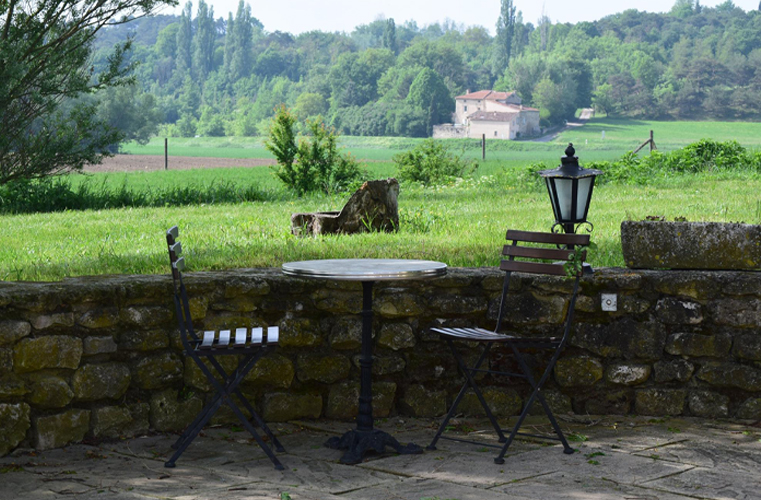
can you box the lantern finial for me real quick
[565,143,575,158]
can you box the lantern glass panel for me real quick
[575,177,594,220]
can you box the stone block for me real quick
[30,312,75,330]
[329,317,362,350]
[583,390,632,415]
[243,354,295,389]
[491,293,566,325]
[527,390,573,416]
[554,356,604,387]
[119,329,169,351]
[262,392,322,422]
[133,353,183,390]
[352,355,406,376]
[736,398,761,419]
[82,336,118,356]
[210,296,260,312]
[149,389,204,432]
[91,406,134,439]
[377,322,416,351]
[626,322,669,361]
[459,387,521,417]
[184,356,239,392]
[427,294,488,316]
[733,333,761,361]
[399,384,446,417]
[688,390,729,418]
[656,298,703,325]
[652,273,715,300]
[72,363,131,401]
[77,308,119,329]
[635,389,686,416]
[696,362,761,391]
[0,320,31,345]
[28,376,73,408]
[325,381,396,419]
[0,374,28,398]
[709,298,761,327]
[278,318,322,348]
[653,359,695,383]
[224,277,271,298]
[375,293,426,319]
[13,336,83,373]
[0,403,30,456]
[621,221,761,270]
[606,363,651,386]
[0,348,11,374]
[404,349,457,382]
[34,409,90,451]
[120,306,173,327]
[665,332,732,358]
[296,353,350,384]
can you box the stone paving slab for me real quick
[0,417,759,500]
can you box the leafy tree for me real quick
[0,0,174,185]
[193,0,216,79]
[266,106,362,195]
[175,2,193,77]
[406,67,454,133]
[383,18,398,54]
[493,0,516,76]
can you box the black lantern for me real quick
[538,143,603,234]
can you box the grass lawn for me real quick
[1,172,758,281]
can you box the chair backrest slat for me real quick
[502,245,584,262]
[506,229,589,247]
[500,260,569,276]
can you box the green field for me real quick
[2,119,761,281]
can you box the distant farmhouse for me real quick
[433,90,541,140]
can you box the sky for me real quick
[160,0,760,35]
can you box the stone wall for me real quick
[1,268,760,456]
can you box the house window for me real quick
[464,105,468,111]
[494,131,498,137]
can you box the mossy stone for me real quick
[736,398,761,419]
[665,332,732,358]
[0,403,30,456]
[82,336,118,356]
[653,359,694,383]
[262,392,322,422]
[329,317,362,350]
[375,293,425,319]
[278,318,322,348]
[696,362,761,391]
[688,390,729,418]
[0,320,31,346]
[13,336,83,373]
[28,376,73,408]
[459,387,521,417]
[91,406,133,439]
[72,363,131,401]
[399,384,446,417]
[133,353,183,390]
[378,323,416,351]
[243,354,295,389]
[77,308,119,329]
[325,381,396,419]
[605,363,651,386]
[34,409,90,451]
[297,353,350,384]
[554,356,604,387]
[635,389,686,416]
[119,329,169,351]
[149,389,204,432]
[0,374,28,398]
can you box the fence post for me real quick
[164,138,168,170]
[482,133,486,160]
[649,130,654,152]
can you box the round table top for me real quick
[282,258,447,281]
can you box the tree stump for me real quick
[291,178,400,236]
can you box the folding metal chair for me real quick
[427,229,589,464]
[164,225,285,470]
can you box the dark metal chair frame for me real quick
[165,225,285,470]
[427,229,589,464]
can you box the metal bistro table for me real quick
[282,258,447,464]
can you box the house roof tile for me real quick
[456,90,517,101]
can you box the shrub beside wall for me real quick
[1,268,760,456]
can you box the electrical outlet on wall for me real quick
[601,293,617,312]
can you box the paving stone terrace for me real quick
[1,416,759,500]
[1,268,761,457]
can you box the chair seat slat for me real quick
[201,331,215,349]
[217,330,231,347]
[267,326,279,343]
[234,328,247,347]
[251,327,263,345]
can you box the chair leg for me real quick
[428,341,505,451]
[494,346,572,464]
[166,352,284,470]
[233,388,286,453]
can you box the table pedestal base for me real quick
[325,429,423,465]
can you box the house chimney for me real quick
[466,89,470,94]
